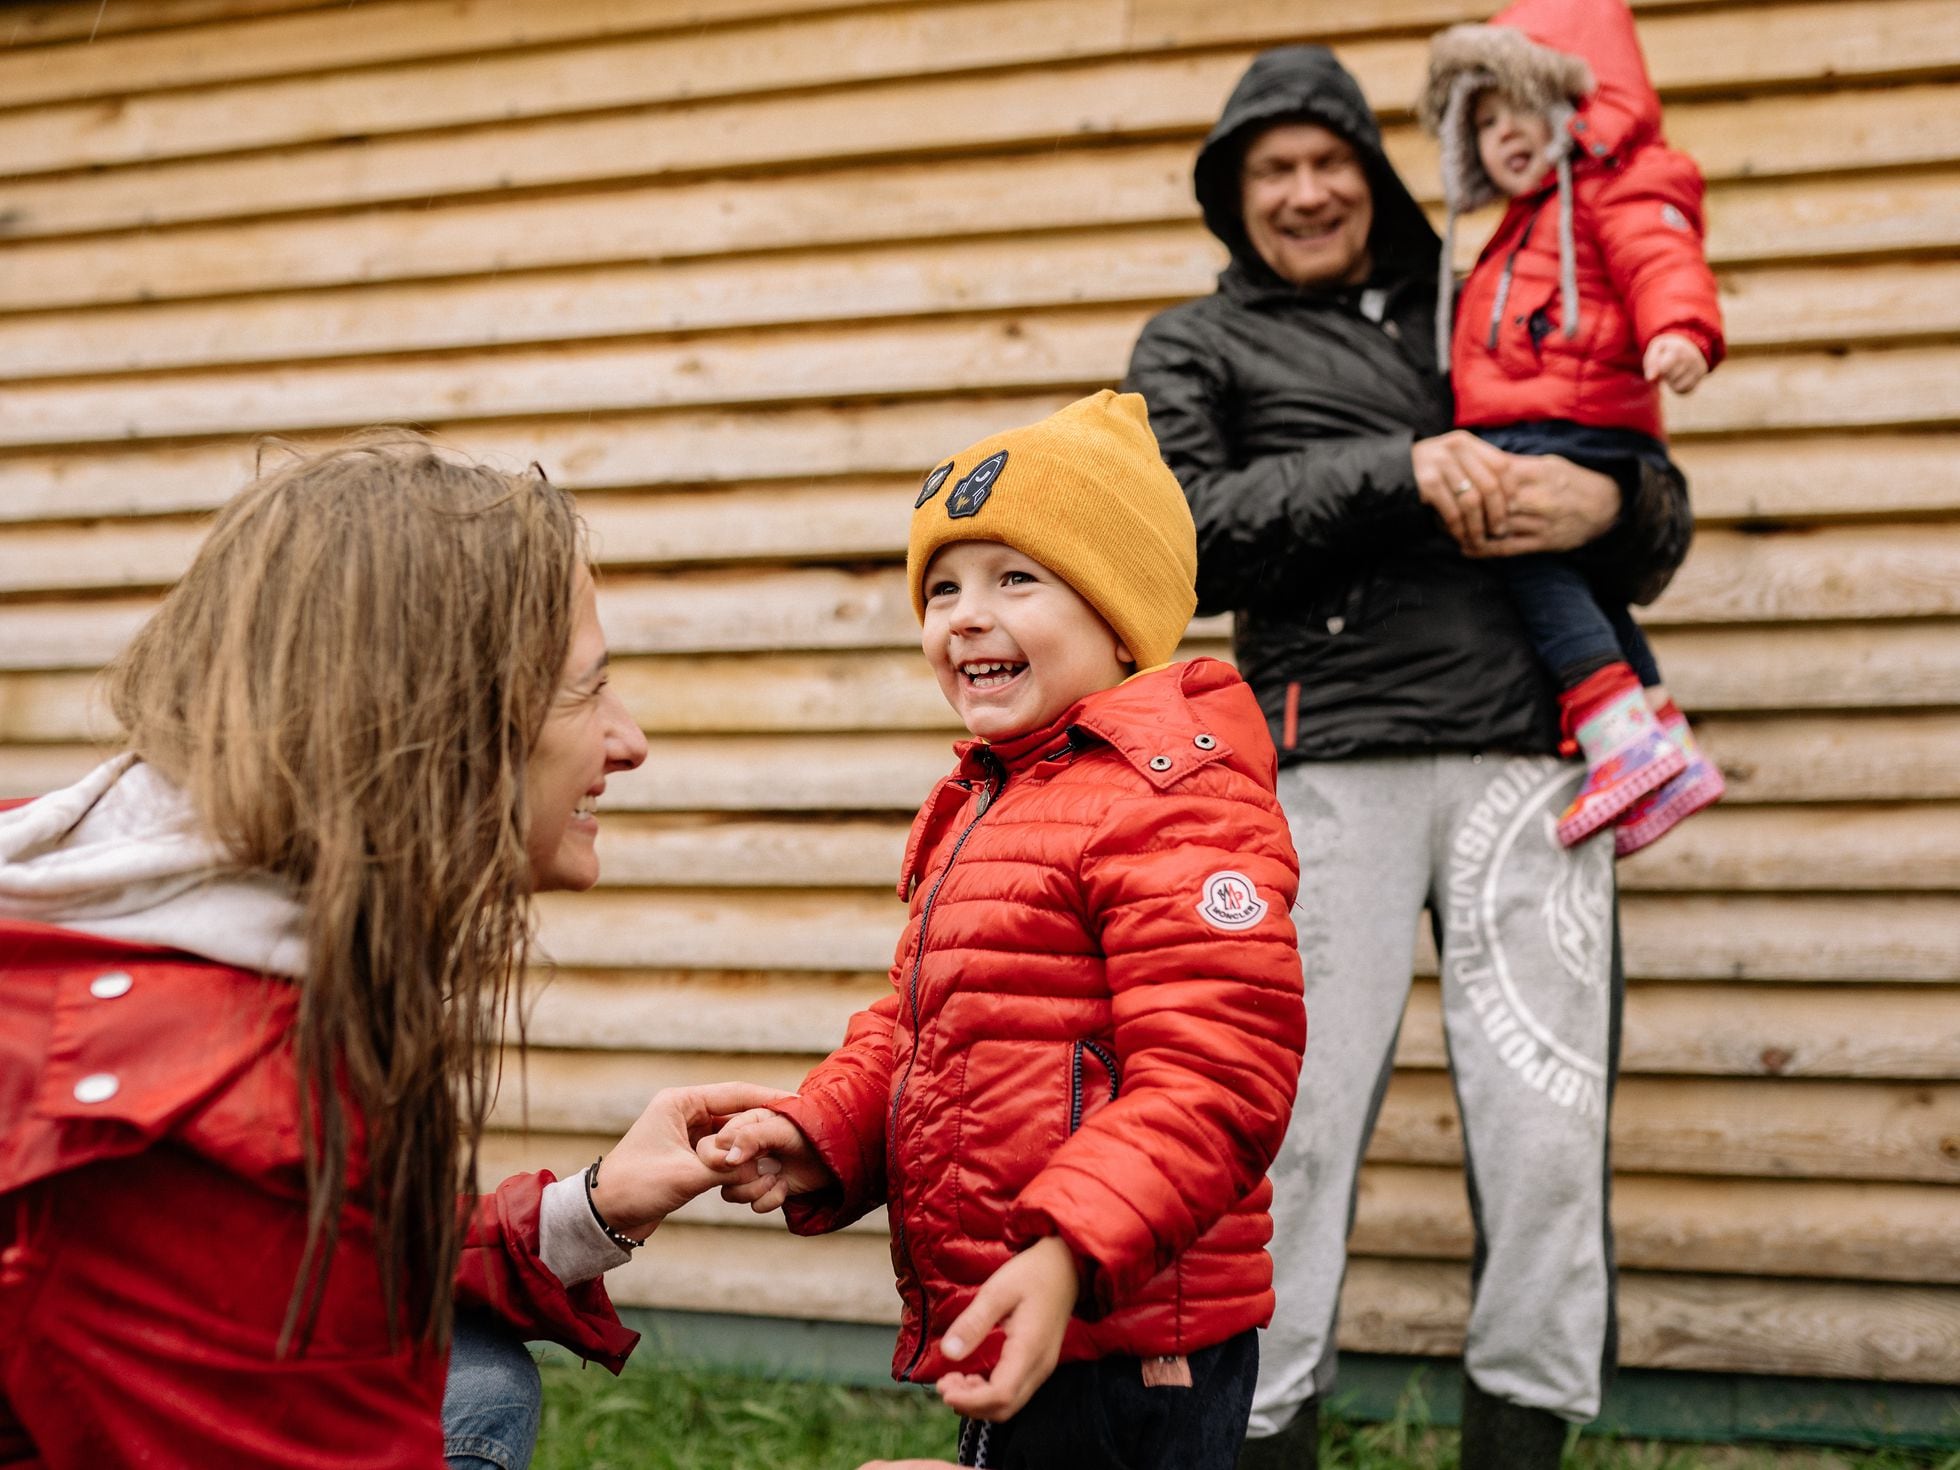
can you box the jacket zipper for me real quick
[893,755,1004,1382]
[1068,1039,1122,1134]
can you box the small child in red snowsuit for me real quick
[1423,0,1726,854]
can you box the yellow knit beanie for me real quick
[906,391,1198,669]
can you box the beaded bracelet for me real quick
[583,1155,648,1251]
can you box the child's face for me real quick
[920,541,1133,743]
[1474,91,1555,197]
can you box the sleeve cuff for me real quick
[538,1172,632,1287]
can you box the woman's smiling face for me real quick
[920,541,1132,742]
[522,569,648,892]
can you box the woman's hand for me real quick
[933,1235,1080,1422]
[587,1081,792,1239]
[1411,430,1516,551]
[1469,456,1623,558]
[700,1108,836,1214]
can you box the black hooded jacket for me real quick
[1122,46,1692,761]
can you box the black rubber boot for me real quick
[1235,1399,1317,1470]
[1458,1377,1569,1470]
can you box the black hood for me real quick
[1194,45,1438,291]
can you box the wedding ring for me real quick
[1454,479,1474,496]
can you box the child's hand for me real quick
[588,1081,795,1239]
[934,1235,1080,1422]
[1643,333,1708,394]
[697,1107,835,1213]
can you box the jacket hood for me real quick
[0,754,306,978]
[1194,46,1437,290]
[1422,0,1659,211]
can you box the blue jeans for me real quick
[1474,421,1666,689]
[442,1313,542,1470]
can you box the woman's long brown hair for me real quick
[104,431,582,1353]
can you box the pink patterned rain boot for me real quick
[1554,664,1687,848]
[1615,705,1727,856]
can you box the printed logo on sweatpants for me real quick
[1444,757,1612,1118]
[1196,870,1268,930]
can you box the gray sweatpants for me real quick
[1248,753,1621,1435]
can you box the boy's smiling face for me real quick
[1474,90,1555,197]
[921,541,1133,742]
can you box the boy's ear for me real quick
[1116,637,1135,666]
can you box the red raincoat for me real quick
[0,917,636,1469]
[772,660,1307,1384]
[1451,0,1726,438]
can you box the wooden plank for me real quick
[2,54,1946,241]
[33,515,1945,664]
[1333,1260,1960,1382]
[4,310,1954,451]
[5,236,1955,387]
[1679,434,1960,524]
[0,0,1132,177]
[0,0,917,108]
[1395,979,1960,1077]
[0,0,330,47]
[1349,1165,1960,1284]
[546,804,1960,895]
[8,0,1951,180]
[4,431,1958,591]
[5,136,1952,315]
[473,1128,1960,1284]
[0,393,1078,523]
[515,966,1959,1078]
[502,1046,1960,1182]
[525,886,1960,982]
[1371,1070,1960,1183]
[1699,713,1960,805]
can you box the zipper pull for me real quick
[974,781,994,817]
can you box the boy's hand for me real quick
[589,1081,794,1239]
[1643,333,1708,394]
[934,1235,1080,1422]
[698,1107,835,1213]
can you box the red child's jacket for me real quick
[1448,0,1726,438]
[0,917,636,1468]
[770,659,1307,1385]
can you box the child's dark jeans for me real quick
[1474,420,1668,690]
[956,1328,1258,1470]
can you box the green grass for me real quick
[533,1359,1960,1470]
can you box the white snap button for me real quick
[1148,755,1173,772]
[1326,616,1346,634]
[1193,734,1217,751]
[73,1073,120,1104]
[89,971,133,999]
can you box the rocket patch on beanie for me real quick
[905,390,1198,670]
[915,461,955,508]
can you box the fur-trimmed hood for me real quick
[1422,0,1661,211]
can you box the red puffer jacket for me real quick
[774,659,1306,1384]
[1452,0,1725,439]
[0,918,635,1468]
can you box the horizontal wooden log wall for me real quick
[3,0,1956,1385]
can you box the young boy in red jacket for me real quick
[1422,0,1727,853]
[704,390,1307,1469]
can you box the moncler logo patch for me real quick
[915,461,955,508]
[1196,870,1267,931]
[1659,202,1691,233]
[946,450,1008,519]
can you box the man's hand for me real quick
[588,1081,793,1240]
[1469,456,1622,558]
[1412,430,1515,551]
[699,1107,835,1214]
[1643,333,1708,394]
[933,1235,1080,1422]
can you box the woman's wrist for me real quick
[584,1155,649,1250]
